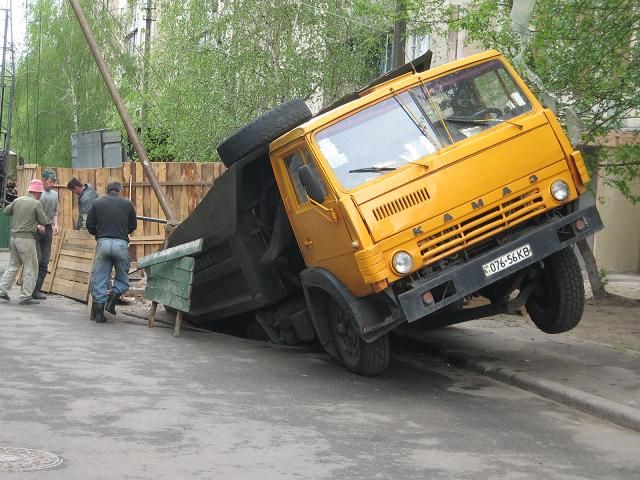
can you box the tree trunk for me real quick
[576,238,607,299]
[391,0,407,69]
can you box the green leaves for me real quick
[135,0,391,162]
[13,1,391,165]
[13,0,137,166]
[457,0,640,201]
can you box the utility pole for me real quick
[141,0,153,140]
[67,0,178,226]
[391,0,407,69]
[0,7,15,207]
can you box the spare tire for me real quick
[217,99,312,167]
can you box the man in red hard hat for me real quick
[0,179,49,305]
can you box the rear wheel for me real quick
[525,247,584,334]
[328,297,389,376]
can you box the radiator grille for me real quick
[418,188,546,264]
[373,187,430,221]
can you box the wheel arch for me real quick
[300,268,390,357]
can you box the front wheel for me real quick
[329,298,389,376]
[525,247,584,334]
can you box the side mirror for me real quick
[299,164,327,203]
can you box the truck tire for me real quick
[217,99,312,167]
[525,247,584,334]
[329,297,390,377]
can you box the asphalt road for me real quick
[1,295,639,479]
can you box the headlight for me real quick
[550,179,570,202]
[392,251,413,275]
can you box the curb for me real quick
[421,343,640,433]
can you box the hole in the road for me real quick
[160,306,325,354]
[170,307,268,340]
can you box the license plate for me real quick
[482,244,533,277]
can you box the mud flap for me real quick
[300,268,401,359]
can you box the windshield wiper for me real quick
[348,166,397,173]
[445,117,497,126]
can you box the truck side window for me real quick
[284,150,307,204]
[284,148,327,205]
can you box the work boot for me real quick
[105,293,121,315]
[0,292,9,301]
[19,299,39,305]
[94,303,107,323]
[32,290,47,300]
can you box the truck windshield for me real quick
[316,60,532,189]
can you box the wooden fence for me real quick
[17,161,226,262]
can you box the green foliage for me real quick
[12,1,137,166]
[596,142,640,203]
[13,1,392,165]
[598,267,609,289]
[455,0,640,201]
[143,0,389,161]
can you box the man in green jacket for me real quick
[0,179,49,305]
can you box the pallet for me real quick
[48,230,96,302]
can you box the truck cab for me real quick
[168,50,602,376]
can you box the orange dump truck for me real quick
[167,50,603,376]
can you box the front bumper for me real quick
[398,204,603,323]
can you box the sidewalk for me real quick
[403,276,640,431]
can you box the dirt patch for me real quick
[465,291,640,354]
[568,298,640,353]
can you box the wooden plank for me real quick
[51,277,91,302]
[129,235,165,244]
[148,268,193,285]
[149,256,195,274]
[42,229,66,293]
[66,229,94,240]
[152,162,166,239]
[58,185,73,230]
[145,286,190,312]
[167,162,180,221]
[180,164,189,224]
[96,168,108,197]
[148,301,158,328]
[17,165,38,195]
[135,162,145,233]
[55,250,94,260]
[56,257,93,272]
[174,311,183,337]
[126,181,215,187]
[147,276,192,298]
[55,268,90,283]
[123,162,132,200]
[137,238,204,268]
[42,233,63,293]
[134,162,145,262]
[143,171,152,237]
[62,239,95,249]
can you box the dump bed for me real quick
[166,151,303,318]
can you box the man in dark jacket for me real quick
[86,181,137,323]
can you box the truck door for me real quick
[274,144,355,271]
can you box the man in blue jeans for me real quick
[86,181,137,323]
